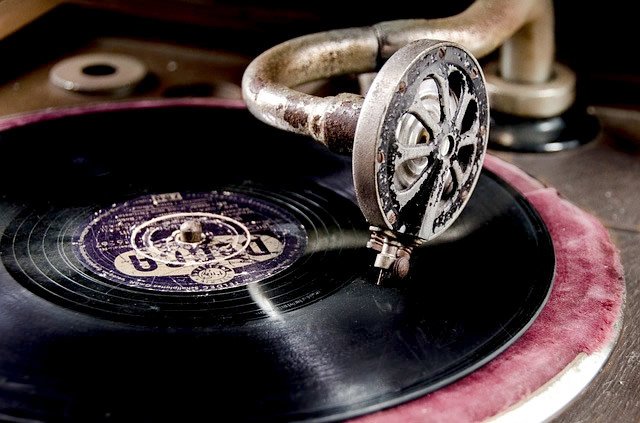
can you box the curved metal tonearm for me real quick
[242,0,574,152]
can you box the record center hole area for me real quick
[82,64,117,76]
[130,212,252,267]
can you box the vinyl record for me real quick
[0,105,554,422]
[1,184,366,323]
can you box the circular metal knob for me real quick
[179,220,204,243]
[49,53,147,95]
[353,40,489,246]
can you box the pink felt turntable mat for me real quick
[353,154,625,422]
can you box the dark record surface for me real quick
[0,106,554,422]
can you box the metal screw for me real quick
[179,220,203,243]
[392,249,411,279]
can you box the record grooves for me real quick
[0,106,554,422]
[1,184,365,323]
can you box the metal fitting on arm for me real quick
[242,28,377,151]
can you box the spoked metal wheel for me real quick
[354,40,489,243]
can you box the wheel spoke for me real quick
[432,73,453,123]
[419,160,450,236]
[451,160,467,187]
[406,104,441,139]
[458,131,479,149]
[396,141,437,162]
[395,155,439,208]
[454,81,473,129]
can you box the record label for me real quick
[73,191,307,292]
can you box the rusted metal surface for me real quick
[242,28,376,149]
[323,93,363,153]
[242,0,567,149]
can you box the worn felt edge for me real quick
[352,154,625,423]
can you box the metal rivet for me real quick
[392,253,411,279]
[386,210,397,225]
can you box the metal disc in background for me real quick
[49,53,147,95]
